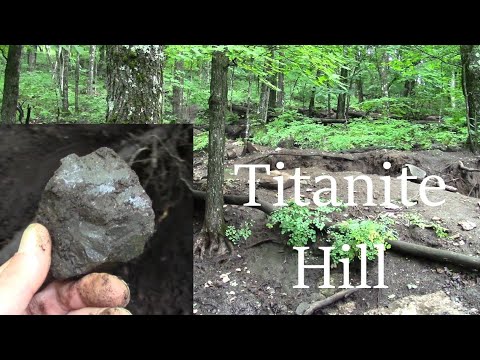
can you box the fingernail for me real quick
[17,224,40,254]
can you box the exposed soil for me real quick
[0,125,192,315]
[194,141,480,315]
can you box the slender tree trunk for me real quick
[75,52,80,113]
[461,45,480,153]
[106,45,164,123]
[356,78,364,103]
[308,85,316,116]
[172,59,185,122]
[88,45,96,95]
[27,46,36,71]
[230,66,235,112]
[277,70,285,110]
[336,66,348,119]
[258,82,270,123]
[62,47,70,113]
[195,50,230,257]
[57,49,64,95]
[268,48,277,110]
[242,71,253,155]
[403,79,416,97]
[97,45,105,77]
[451,70,456,109]
[1,45,23,125]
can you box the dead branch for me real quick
[459,161,480,173]
[303,288,360,315]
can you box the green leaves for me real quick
[225,221,253,245]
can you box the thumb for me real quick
[0,224,52,314]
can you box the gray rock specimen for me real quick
[36,147,155,279]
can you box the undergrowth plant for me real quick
[225,220,253,245]
[193,131,209,151]
[328,218,396,265]
[403,212,449,238]
[266,201,343,247]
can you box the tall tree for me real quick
[105,45,164,123]
[75,51,80,113]
[172,59,184,122]
[194,50,230,257]
[276,51,285,110]
[1,45,23,125]
[460,45,480,152]
[88,45,96,95]
[61,46,70,113]
[336,66,349,119]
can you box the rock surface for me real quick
[258,170,294,190]
[36,147,155,279]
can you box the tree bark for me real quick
[242,71,253,155]
[194,50,230,257]
[61,46,70,113]
[105,45,164,124]
[1,45,23,125]
[461,45,480,153]
[268,47,277,110]
[403,79,416,97]
[97,45,105,77]
[88,45,96,95]
[172,59,185,122]
[75,51,80,113]
[336,66,348,119]
[451,70,456,109]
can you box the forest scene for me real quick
[192,45,480,315]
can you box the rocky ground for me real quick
[194,140,480,315]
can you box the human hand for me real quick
[0,224,131,315]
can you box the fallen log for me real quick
[303,288,360,315]
[192,190,274,214]
[246,151,355,164]
[388,239,480,270]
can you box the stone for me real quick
[258,170,294,190]
[226,149,237,160]
[404,164,427,182]
[295,302,310,315]
[458,220,476,231]
[36,147,155,279]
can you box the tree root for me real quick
[303,288,360,315]
[459,161,480,173]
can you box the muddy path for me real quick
[0,125,192,315]
[194,141,480,315]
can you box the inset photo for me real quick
[0,125,192,315]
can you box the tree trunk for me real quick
[172,59,185,122]
[242,72,253,155]
[336,66,348,119]
[88,45,96,95]
[268,74,277,110]
[75,51,80,113]
[105,45,164,124]
[276,51,285,110]
[258,82,270,123]
[403,79,416,97]
[1,45,23,125]
[97,45,105,77]
[461,45,480,153]
[451,70,456,109]
[195,50,230,257]
[327,81,331,114]
[27,46,36,71]
[62,47,70,113]
[57,49,64,95]
[356,78,364,103]
[230,66,235,112]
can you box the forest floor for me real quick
[0,125,192,315]
[194,140,480,315]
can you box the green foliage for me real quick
[253,114,467,151]
[225,221,253,245]
[403,213,449,238]
[266,201,343,247]
[328,219,395,265]
[193,131,209,151]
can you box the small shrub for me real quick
[404,213,449,238]
[225,221,253,245]
[266,201,343,247]
[328,219,395,265]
